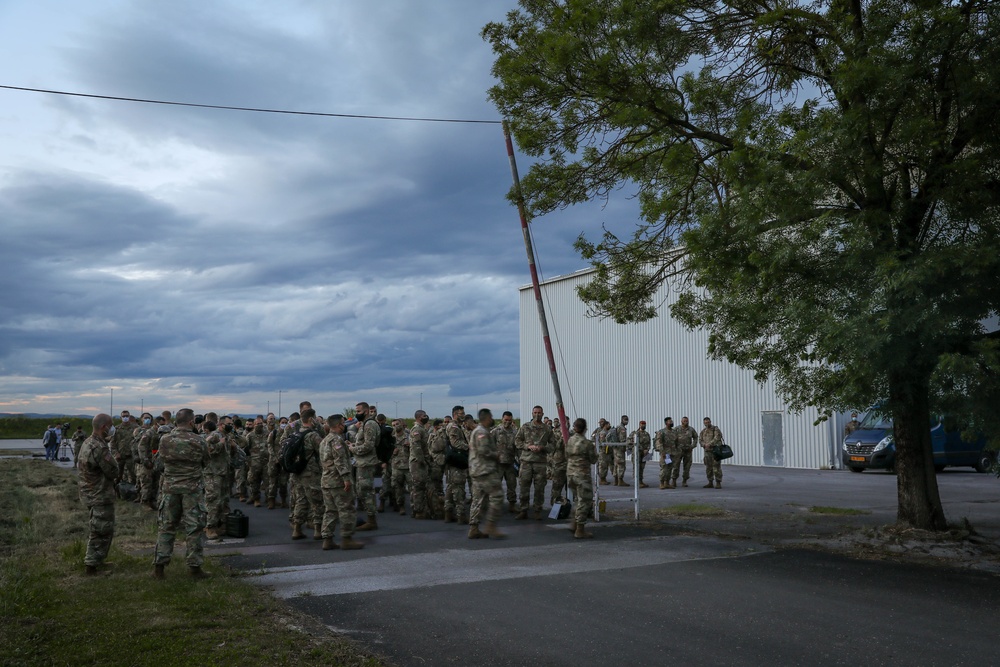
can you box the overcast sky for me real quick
[0,1,642,419]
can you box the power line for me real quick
[0,84,503,125]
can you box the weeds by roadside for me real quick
[0,459,385,667]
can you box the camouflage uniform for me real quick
[320,431,355,541]
[291,426,325,533]
[468,424,502,527]
[245,426,269,504]
[444,421,470,522]
[844,418,861,437]
[612,423,629,484]
[629,428,652,486]
[491,422,519,508]
[408,422,431,518]
[514,420,553,516]
[566,433,598,527]
[674,425,699,485]
[135,424,159,506]
[428,425,447,502]
[700,425,724,484]
[154,424,209,568]
[203,430,230,534]
[350,419,381,523]
[597,426,614,483]
[390,427,411,514]
[549,427,568,504]
[111,419,139,485]
[78,434,119,567]
[72,430,87,463]
[230,429,249,501]
[267,426,289,507]
[654,426,678,487]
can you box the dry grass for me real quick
[0,459,385,667]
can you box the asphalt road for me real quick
[210,464,999,667]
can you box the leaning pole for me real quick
[503,121,571,445]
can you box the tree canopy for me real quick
[484,0,1000,529]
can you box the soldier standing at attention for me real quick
[700,417,724,489]
[673,417,699,487]
[629,421,652,488]
[319,414,364,551]
[443,406,470,524]
[291,409,325,541]
[78,413,119,575]
[408,410,431,519]
[153,408,210,579]
[514,405,554,520]
[492,411,519,513]
[350,401,381,531]
[390,418,411,515]
[565,418,598,539]
[468,408,505,540]
[201,415,229,541]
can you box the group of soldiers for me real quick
[74,401,729,577]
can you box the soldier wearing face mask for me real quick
[111,410,139,489]
[408,411,432,519]
[245,416,269,507]
[267,417,290,509]
[78,413,119,575]
[134,413,158,510]
[202,413,230,541]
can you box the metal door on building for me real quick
[762,411,784,467]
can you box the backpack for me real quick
[445,440,469,469]
[42,430,56,447]
[376,423,395,464]
[280,430,311,474]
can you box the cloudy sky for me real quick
[0,1,639,419]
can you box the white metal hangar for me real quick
[519,268,849,470]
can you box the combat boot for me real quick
[357,516,378,531]
[377,497,385,513]
[508,501,517,513]
[639,481,649,488]
[152,564,165,579]
[399,505,407,516]
[668,481,677,489]
[291,523,306,540]
[682,481,689,487]
[313,523,323,540]
[515,510,528,520]
[534,510,543,521]
[341,537,365,550]
[254,499,261,507]
[599,477,609,486]
[204,527,219,541]
[703,482,714,488]
[659,481,666,490]
[468,525,484,539]
[483,522,506,539]
[569,520,578,533]
[267,498,275,510]
[85,565,99,576]
[715,481,722,489]
[189,566,211,579]
[444,509,456,523]
[322,537,339,551]
[574,524,594,539]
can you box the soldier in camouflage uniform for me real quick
[408,410,431,519]
[134,412,158,509]
[78,413,119,575]
[492,411,519,513]
[654,418,678,489]
[267,418,289,509]
[549,419,568,505]
[428,418,447,517]
[844,412,861,437]
[612,416,630,486]
[566,418,598,539]
[444,406,470,524]
[596,419,613,484]
[390,419,411,515]
[350,402,381,531]
[674,417,699,487]
[514,405,554,520]
[153,408,210,579]
[700,417,724,488]
[201,415,229,541]
[629,421,652,488]
[319,414,364,550]
[291,409,325,540]
[245,416,269,507]
[468,408,505,539]
[229,417,249,502]
[111,410,139,486]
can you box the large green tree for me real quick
[484,0,1000,529]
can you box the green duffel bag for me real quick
[713,442,734,460]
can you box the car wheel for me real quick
[974,452,997,474]
[848,466,864,473]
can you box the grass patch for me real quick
[809,506,871,516]
[601,503,732,521]
[0,459,383,667]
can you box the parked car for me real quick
[842,413,995,473]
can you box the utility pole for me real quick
[110,388,114,416]
[278,390,282,418]
[394,401,399,418]
[420,392,423,410]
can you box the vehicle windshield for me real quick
[858,412,893,430]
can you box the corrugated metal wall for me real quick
[520,270,837,470]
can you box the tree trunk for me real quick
[890,373,948,530]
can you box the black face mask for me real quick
[224,424,233,433]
